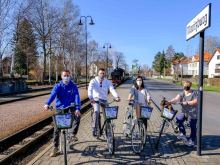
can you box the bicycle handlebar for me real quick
[49,103,79,111]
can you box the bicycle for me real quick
[50,103,77,165]
[123,100,153,153]
[155,96,178,149]
[91,99,119,154]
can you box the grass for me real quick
[174,81,220,93]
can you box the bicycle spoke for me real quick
[131,121,144,153]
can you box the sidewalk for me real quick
[28,82,220,165]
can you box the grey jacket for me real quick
[179,91,198,119]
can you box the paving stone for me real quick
[27,82,220,165]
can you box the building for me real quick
[188,51,212,76]
[208,48,220,78]
[171,57,189,76]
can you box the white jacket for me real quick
[88,76,119,100]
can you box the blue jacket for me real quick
[46,80,81,110]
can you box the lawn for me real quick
[155,78,220,93]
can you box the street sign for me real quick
[186,3,211,156]
[186,4,211,40]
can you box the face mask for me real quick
[184,86,190,91]
[136,81,142,86]
[63,76,71,84]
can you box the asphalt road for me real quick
[145,78,220,135]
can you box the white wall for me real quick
[209,51,220,78]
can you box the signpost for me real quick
[186,3,211,156]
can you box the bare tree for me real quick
[114,51,125,69]
[27,0,60,81]
[0,0,16,77]
[205,36,220,54]
[165,45,175,60]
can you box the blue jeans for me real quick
[91,99,108,131]
[176,113,197,142]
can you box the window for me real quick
[217,55,220,60]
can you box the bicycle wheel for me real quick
[123,109,132,137]
[97,113,102,139]
[131,120,145,153]
[105,121,115,154]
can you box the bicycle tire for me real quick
[123,110,132,137]
[105,122,115,154]
[97,113,102,138]
[131,120,145,153]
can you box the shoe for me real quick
[177,133,187,142]
[50,147,59,157]
[184,139,195,147]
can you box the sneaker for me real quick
[177,133,187,142]
[92,130,97,137]
[184,139,195,147]
[50,147,59,157]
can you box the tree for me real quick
[0,0,16,78]
[165,45,175,60]
[152,51,167,76]
[12,18,38,77]
[205,36,220,54]
[27,0,60,81]
[114,51,125,69]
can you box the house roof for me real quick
[208,48,220,64]
[172,57,189,65]
[192,51,212,62]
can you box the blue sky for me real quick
[74,0,220,68]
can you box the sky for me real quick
[74,0,220,68]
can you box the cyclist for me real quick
[44,70,81,157]
[169,80,198,147]
[88,68,120,137]
[127,76,151,128]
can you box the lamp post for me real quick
[103,43,111,78]
[79,16,94,90]
[180,64,183,85]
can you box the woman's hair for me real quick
[134,76,145,90]
[184,80,192,87]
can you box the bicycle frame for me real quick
[93,99,117,154]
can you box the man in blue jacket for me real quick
[44,70,81,157]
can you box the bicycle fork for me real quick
[155,119,166,149]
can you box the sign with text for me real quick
[186,4,211,40]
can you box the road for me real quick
[145,78,220,135]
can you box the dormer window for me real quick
[217,55,220,60]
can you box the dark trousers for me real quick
[176,113,197,142]
[52,112,81,148]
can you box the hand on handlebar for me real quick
[114,97,120,102]
[90,99,95,104]
[44,104,49,111]
[75,110,81,117]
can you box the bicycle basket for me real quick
[104,106,119,120]
[140,106,153,119]
[161,107,177,120]
[54,113,73,129]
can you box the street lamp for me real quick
[79,16,94,90]
[103,43,111,78]
[180,64,183,85]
